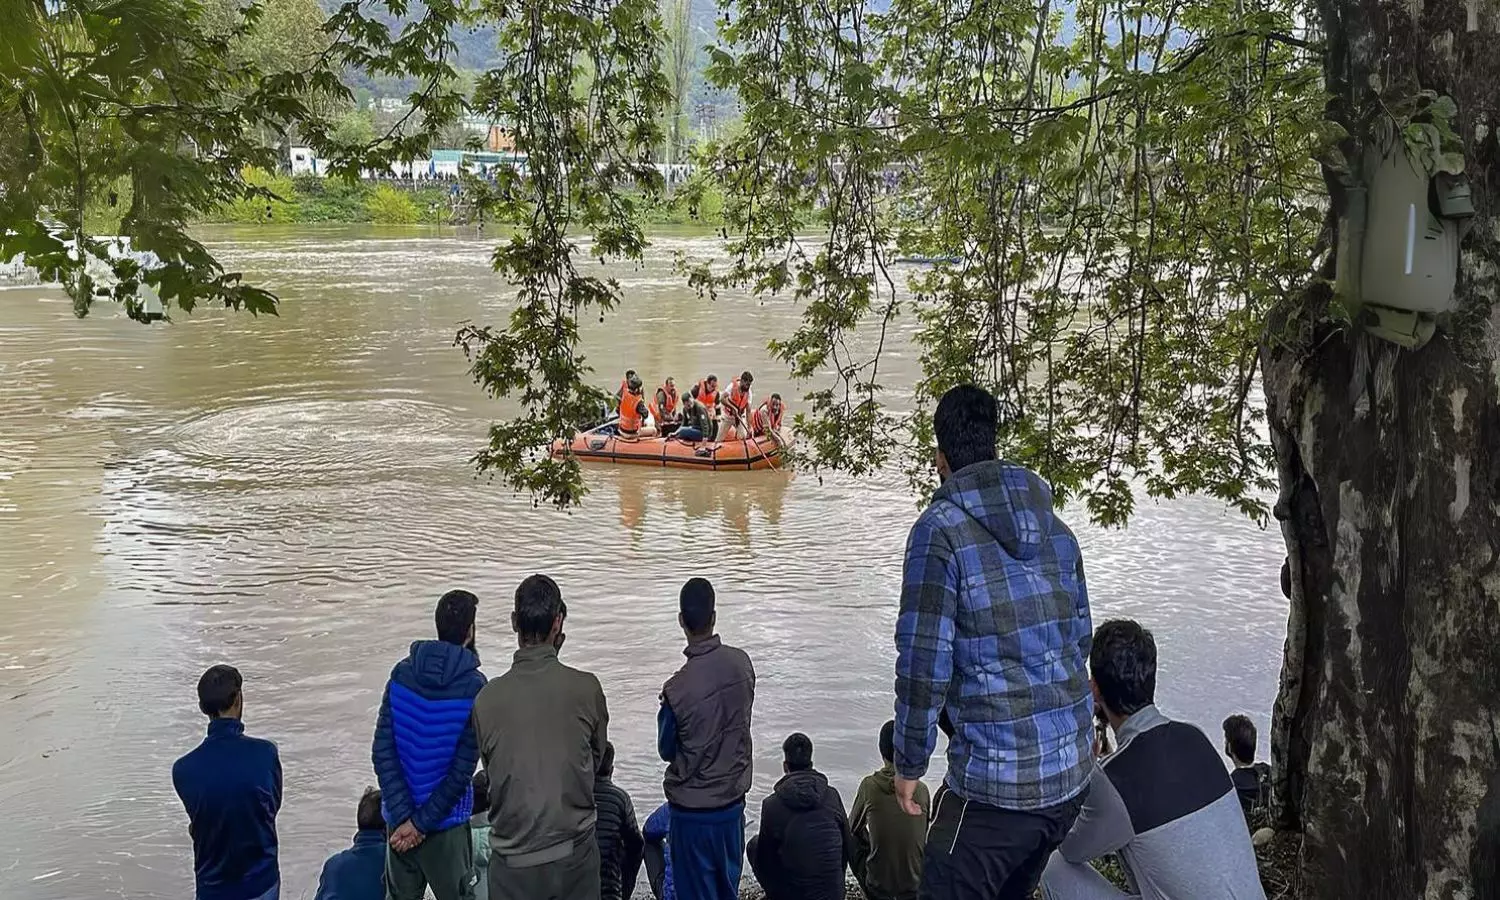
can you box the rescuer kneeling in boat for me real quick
[618,375,658,439]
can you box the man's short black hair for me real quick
[680,578,715,634]
[739,370,754,383]
[598,741,615,777]
[436,589,478,646]
[1090,619,1157,717]
[515,574,564,643]
[933,384,999,473]
[706,373,718,384]
[357,787,385,831]
[771,392,782,402]
[879,719,895,763]
[197,664,242,718]
[1223,714,1257,765]
[472,770,491,816]
[783,732,814,771]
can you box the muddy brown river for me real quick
[0,226,1286,898]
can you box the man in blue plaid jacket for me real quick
[893,384,1094,900]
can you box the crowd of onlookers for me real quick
[171,385,1275,900]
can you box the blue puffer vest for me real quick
[375,640,486,833]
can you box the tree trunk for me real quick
[1263,1,1500,897]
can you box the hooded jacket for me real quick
[594,774,644,900]
[373,640,486,834]
[894,460,1093,811]
[849,765,929,900]
[749,769,851,900]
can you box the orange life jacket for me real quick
[726,383,752,416]
[649,383,679,421]
[754,400,784,434]
[618,388,645,433]
[695,380,719,409]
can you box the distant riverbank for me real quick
[193,168,729,228]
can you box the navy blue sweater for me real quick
[172,718,282,900]
[313,829,387,900]
[373,640,486,834]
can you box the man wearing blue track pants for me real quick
[374,589,487,900]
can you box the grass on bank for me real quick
[200,167,733,228]
[205,168,454,225]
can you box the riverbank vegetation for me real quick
[197,169,729,228]
[205,170,453,225]
[6,0,1499,894]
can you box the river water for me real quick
[0,226,1286,899]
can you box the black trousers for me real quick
[919,785,1087,900]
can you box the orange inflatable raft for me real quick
[551,425,787,471]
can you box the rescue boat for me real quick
[551,423,788,471]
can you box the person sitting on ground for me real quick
[471,771,492,900]
[658,577,757,900]
[650,377,682,436]
[721,371,754,439]
[473,574,609,900]
[642,804,676,900]
[751,393,786,442]
[595,741,645,900]
[372,590,486,900]
[172,664,283,900]
[1222,715,1272,823]
[850,721,929,900]
[313,788,386,900]
[1040,620,1266,900]
[690,374,722,440]
[748,733,853,900]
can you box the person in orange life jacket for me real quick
[619,375,658,439]
[614,370,637,412]
[650,378,682,436]
[721,371,754,439]
[751,394,785,441]
[688,375,722,440]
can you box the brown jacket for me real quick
[472,644,608,864]
[661,635,755,809]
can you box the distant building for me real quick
[486,126,516,152]
[289,147,319,177]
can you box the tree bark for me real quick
[1263,1,1500,897]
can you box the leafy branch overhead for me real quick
[7,0,1354,527]
[0,0,465,320]
[454,0,669,508]
[688,0,1329,525]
